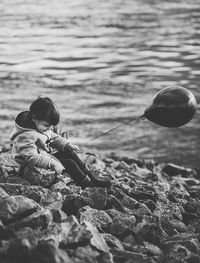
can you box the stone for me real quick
[82,221,110,253]
[153,201,183,221]
[0,195,41,223]
[51,208,68,223]
[0,221,16,240]
[106,209,137,236]
[68,245,100,263]
[0,187,9,198]
[0,151,200,263]
[110,188,152,216]
[31,241,73,263]
[163,233,200,253]
[6,238,32,263]
[81,187,108,210]
[9,208,53,230]
[79,206,112,231]
[55,215,92,247]
[170,219,188,233]
[23,166,58,187]
[102,233,124,250]
[62,194,89,216]
[50,181,74,195]
[111,248,148,263]
[184,198,200,215]
[0,183,62,207]
[163,163,196,177]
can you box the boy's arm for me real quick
[50,132,80,153]
[49,132,69,151]
[14,132,52,169]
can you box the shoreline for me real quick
[0,73,199,170]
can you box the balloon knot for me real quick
[140,115,146,120]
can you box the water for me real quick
[0,0,199,168]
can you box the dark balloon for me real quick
[143,86,197,127]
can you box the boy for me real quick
[9,97,111,189]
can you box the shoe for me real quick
[86,170,111,188]
[81,181,95,189]
[79,176,95,189]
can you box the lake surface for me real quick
[0,0,200,168]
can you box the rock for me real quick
[6,238,32,263]
[53,215,92,247]
[79,206,112,231]
[82,221,110,253]
[184,198,200,215]
[122,234,138,246]
[0,151,200,262]
[102,233,124,250]
[15,227,40,245]
[0,195,41,223]
[50,181,74,195]
[0,221,16,240]
[81,187,108,210]
[182,213,200,226]
[143,241,163,256]
[142,199,157,212]
[163,163,197,177]
[125,188,157,202]
[0,183,62,207]
[51,209,68,223]
[187,218,200,233]
[163,233,200,253]
[137,218,168,246]
[68,245,100,263]
[23,166,58,187]
[0,153,20,183]
[9,208,53,230]
[170,219,188,233]
[0,187,9,198]
[111,248,148,263]
[31,241,73,263]
[62,194,88,216]
[114,161,131,171]
[153,201,183,221]
[110,188,152,216]
[121,241,163,256]
[185,254,200,263]
[160,217,178,235]
[106,209,137,236]
[1,141,12,153]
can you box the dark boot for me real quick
[85,169,111,188]
[80,176,95,189]
[64,149,111,188]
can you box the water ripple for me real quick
[0,0,200,167]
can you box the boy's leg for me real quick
[59,150,111,188]
[53,151,94,189]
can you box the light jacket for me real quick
[9,111,69,169]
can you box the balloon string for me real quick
[89,115,145,142]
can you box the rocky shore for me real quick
[0,151,200,263]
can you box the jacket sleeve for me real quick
[14,132,51,169]
[49,132,69,151]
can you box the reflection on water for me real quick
[0,0,199,168]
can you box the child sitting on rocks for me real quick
[9,97,111,189]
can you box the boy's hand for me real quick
[50,159,64,175]
[67,143,80,153]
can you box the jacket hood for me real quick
[9,111,36,141]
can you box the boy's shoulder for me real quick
[14,130,40,141]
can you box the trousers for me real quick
[53,150,91,186]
